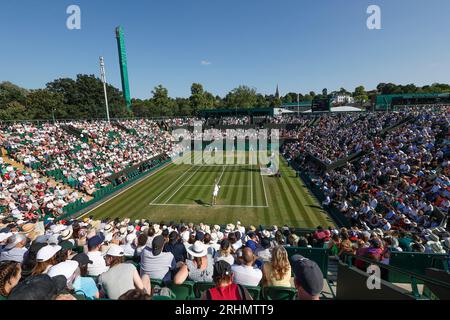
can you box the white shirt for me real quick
[231,264,263,287]
[87,251,109,276]
[213,184,220,196]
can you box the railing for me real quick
[341,253,450,299]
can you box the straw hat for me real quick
[21,223,36,234]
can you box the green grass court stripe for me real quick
[86,157,336,228]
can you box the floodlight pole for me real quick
[297,93,300,116]
[100,56,110,123]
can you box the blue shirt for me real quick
[73,277,99,300]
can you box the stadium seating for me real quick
[194,282,215,299]
[165,280,196,300]
[263,286,297,300]
[284,247,329,277]
[388,252,449,283]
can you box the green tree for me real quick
[150,85,176,116]
[26,89,67,120]
[189,83,215,113]
[223,85,258,109]
[0,101,28,120]
[353,86,368,103]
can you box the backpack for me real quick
[152,285,176,299]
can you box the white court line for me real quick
[260,169,269,207]
[184,184,250,187]
[149,165,194,204]
[149,203,269,208]
[163,165,203,204]
[217,165,226,185]
[250,164,253,206]
[78,161,172,219]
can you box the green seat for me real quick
[244,285,261,300]
[263,286,297,300]
[194,282,215,298]
[284,247,329,278]
[152,295,175,300]
[150,278,164,288]
[165,281,195,300]
[388,252,448,284]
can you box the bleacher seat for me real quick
[150,278,165,288]
[388,252,448,283]
[263,286,297,300]
[244,285,261,300]
[194,282,215,299]
[165,281,196,300]
[285,247,329,278]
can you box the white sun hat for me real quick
[186,241,208,258]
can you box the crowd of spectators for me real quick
[0,217,448,300]
[283,107,449,235]
[0,219,332,300]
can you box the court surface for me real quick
[84,152,335,228]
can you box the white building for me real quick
[331,94,355,105]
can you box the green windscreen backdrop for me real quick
[115,26,132,109]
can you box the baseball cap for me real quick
[291,255,324,296]
[152,235,165,256]
[195,232,205,241]
[36,245,62,262]
[213,260,232,279]
[260,237,271,249]
[71,253,93,267]
[87,235,103,249]
[59,240,75,251]
[8,274,67,300]
[106,244,125,257]
[48,260,79,279]
[245,240,257,252]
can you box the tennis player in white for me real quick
[212,179,221,206]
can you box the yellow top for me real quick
[263,262,292,287]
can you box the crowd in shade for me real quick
[162,118,205,127]
[283,107,449,235]
[221,116,251,125]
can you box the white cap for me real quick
[0,232,13,242]
[37,245,62,262]
[47,260,78,279]
[127,225,134,232]
[106,244,124,257]
[126,233,136,244]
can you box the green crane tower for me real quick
[115,26,132,109]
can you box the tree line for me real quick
[1,75,449,120]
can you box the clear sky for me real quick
[1,0,450,99]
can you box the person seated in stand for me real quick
[201,261,253,300]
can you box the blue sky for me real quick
[1,0,450,98]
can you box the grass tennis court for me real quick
[84,152,335,228]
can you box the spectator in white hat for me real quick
[121,233,137,257]
[98,244,147,300]
[174,241,213,284]
[0,234,28,263]
[32,245,62,275]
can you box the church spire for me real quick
[275,84,280,99]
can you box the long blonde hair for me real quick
[270,246,290,281]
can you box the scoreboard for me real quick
[311,97,331,112]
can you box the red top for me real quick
[208,284,242,300]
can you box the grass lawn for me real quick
[83,152,335,228]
